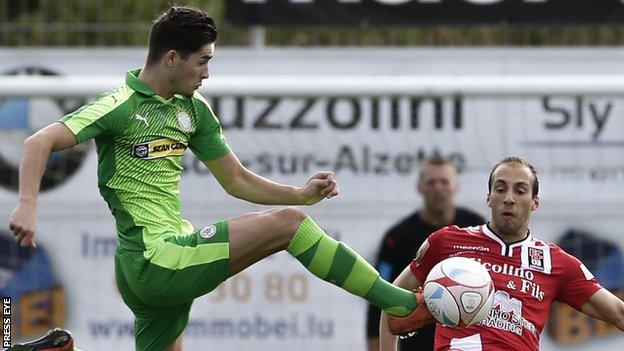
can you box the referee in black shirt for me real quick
[366,155,485,351]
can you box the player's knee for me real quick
[280,206,308,223]
[274,206,307,236]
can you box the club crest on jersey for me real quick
[527,247,545,271]
[199,225,217,239]
[177,111,192,132]
[131,138,187,160]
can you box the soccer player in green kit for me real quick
[8,6,429,351]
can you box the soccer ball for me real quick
[423,257,494,327]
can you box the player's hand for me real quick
[9,201,37,248]
[298,171,340,205]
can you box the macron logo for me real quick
[453,245,490,252]
[134,114,149,126]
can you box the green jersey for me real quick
[60,69,230,253]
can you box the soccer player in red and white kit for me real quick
[379,156,624,351]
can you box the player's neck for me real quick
[138,66,175,99]
[488,221,529,244]
[419,207,456,229]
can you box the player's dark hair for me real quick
[488,156,539,198]
[146,5,217,66]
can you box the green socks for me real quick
[287,216,416,317]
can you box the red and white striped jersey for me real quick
[409,224,602,351]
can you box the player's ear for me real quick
[486,192,491,208]
[164,50,178,68]
[531,195,540,211]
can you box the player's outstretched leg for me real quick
[5,328,74,351]
[286,216,418,316]
[229,208,420,317]
[287,216,435,334]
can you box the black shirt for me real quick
[366,207,485,351]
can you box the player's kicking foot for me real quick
[387,288,435,335]
[5,328,74,351]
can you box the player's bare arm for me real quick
[9,122,77,248]
[204,151,339,205]
[581,288,624,331]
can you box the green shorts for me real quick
[115,220,230,351]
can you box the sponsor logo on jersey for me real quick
[177,111,192,132]
[527,247,545,271]
[199,225,217,239]
[492,291,522,316]
[480,290,537,336]
[474,259,535,281]
[131,138,187,160]
[473,258,546,300]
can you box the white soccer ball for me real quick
[423,257,494,328]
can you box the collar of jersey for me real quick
[126,68,186,104]
[482,223,533,256]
